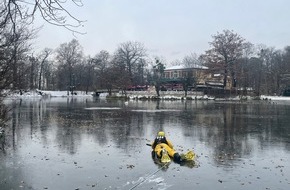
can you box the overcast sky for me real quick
[34,0,290,63]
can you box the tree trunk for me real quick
[155,85,160,97]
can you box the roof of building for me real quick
[164,65,208,71]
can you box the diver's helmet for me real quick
[157,131,165,137]
[156,131,165,142]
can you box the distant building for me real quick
[204,73,233,90]
[162,65,230,90]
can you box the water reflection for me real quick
[1,98,290,189]
[3,99,290,159]
[3,99,290,155]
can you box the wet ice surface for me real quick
[1,98,290,190]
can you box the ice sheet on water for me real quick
[84,107,121,110]
[131,109,181,112]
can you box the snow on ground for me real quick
[5,90,93,98]
[4,89,290,101]
[38,90,92,97]
[260,95,290,101]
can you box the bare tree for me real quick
[0,0,84,136]
[203,30,247,89]
[153,59,165,97]
[248,57,263,96]
[29,55,38,89]
[183,53,201,68]
[114,41,147,84]
[109,56,131,95]
[1,0,85,34]
[92,50,110,90]
[0,20,37,92]
[37,48,53,90]
[182,53,204,94]
[234,42,254,95]
[258,46,284,95]
[0,0,82,93]
[280,47,290,92]
[56,39,84,93]
[282,46,290,73]
[45,62,56,90]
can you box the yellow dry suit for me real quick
[151,131,195,163]
[151,132,181,162]
[152,137,176,157]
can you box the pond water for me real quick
[1,97,290,190]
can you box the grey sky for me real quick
[34,0,290,63]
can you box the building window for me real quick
[182,71,187,77]
[164,72,169,78]
[174,71,178,78]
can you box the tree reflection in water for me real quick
[1,98,290,190]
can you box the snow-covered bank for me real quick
[109,93,290,101]
[4,90,290,101]
[260,95,290,101]
[37,90,92,97]
[6,90,93,98]
[124,94,215,101]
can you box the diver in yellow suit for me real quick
[151,131,183,163]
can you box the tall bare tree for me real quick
[234,42,254,95]
[281,47,290,91]
[114,41,147,84]
[153,59,165,97]
[203,30,247,89]
[56,39,83,93]
[92,50,110,90]
[0,22,36,92]
[37,48,53,90]
[258,46,284,95]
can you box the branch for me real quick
[1,0,86,34]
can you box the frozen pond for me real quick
[1,97,290,190]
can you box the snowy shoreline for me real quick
[3,90,290,101]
